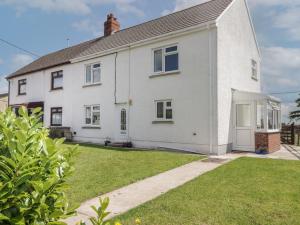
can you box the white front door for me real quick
[233,102,255,152]
[114,106,129,142]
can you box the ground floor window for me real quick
[51,107,62,126]
[256,102,264,130]
[85,105,100,126]
[155,100,173,120]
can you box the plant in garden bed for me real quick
[0,107,76,224]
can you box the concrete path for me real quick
[63,158,234,224]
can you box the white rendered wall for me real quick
[9,28,217,154]
[217,0,261,152]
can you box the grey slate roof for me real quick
[7,0,233,79]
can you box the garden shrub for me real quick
[0,107,75,224]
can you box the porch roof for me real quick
[233,90,281,103]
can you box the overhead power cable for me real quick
[0,38,40,57]
[269,91,300,95]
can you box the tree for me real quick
[290,95,300,121]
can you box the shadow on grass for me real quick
[64,141,203,155]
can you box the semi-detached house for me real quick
[7,0,281,155]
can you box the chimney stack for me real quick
[104,13,120,36]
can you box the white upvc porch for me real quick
[233,90,281,153]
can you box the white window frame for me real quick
[120,109,127,132]
[85,62,101,85]
[84,105,100,127]
[153,44,179,74]
[267,101,281,132]
[154,100,173,121]
[251,59,258,80]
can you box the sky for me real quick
[0,0,299,122]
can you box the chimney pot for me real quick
[104,13,120,36]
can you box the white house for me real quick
[7,0,281,155]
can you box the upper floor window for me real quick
[251,59,258,80]
[154,45,179,74]
[85,63,101,85]
[155,100,173,121]
[85,105,100,126]
[51,70,63,90]
[51,107,62,126]
[18,79,26,95]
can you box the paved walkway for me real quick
[63,157,235,224]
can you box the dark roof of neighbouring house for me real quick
[7,0,233,79]
[0,93,8,98]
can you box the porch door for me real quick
[233,102,255,152]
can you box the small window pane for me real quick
[93,63,100,69]
[157,102,164,119]
[268,109,274,130]
[86,65,92,83]
[256,103,264,130]
[20,84,26,94]
[92,112,100,125]
[154,49,163,72]
[121,109,126,131]
[236,104,251,127]
[53,76,63,89]
[166,101,172,107]
[85,107,91,124]
[166,109,173,119]
[93,67,101,83]
[165,53,178,72]
[93,106,100,111]
[166,46,177,53]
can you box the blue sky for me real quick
[0,0,299,121]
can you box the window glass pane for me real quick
[236,104,251,127]
[85,107,91,124]
[53,76,63,89]
[166,101,172,107]
[256,103,264,129]
[121,109,126,131]
[157,102,164,119]
[154,49,163,72]
[20,84,26,94]
[268,109,274,130]
[92,111,100,125]
[166,109,173,119]
[52,113,62,125]
[166,46,177,53]
[93,106,100,111]
[93,67,101,83]
[93,63,100,68]
[165,53,178,72]
[86,65,92,83]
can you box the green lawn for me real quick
[115,157,300,225]
[65,144,202,209]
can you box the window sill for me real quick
[152,120,174,124]
[50,88,63,92]
[149,70,180,78]
[82,126,101,129]
[82,83,102,88]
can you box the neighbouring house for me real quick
[0,93,8,112]
[6,0,281,155]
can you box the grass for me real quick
[115,157,300,225]
[65,144,202,209]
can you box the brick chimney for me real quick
[104,13,120,36]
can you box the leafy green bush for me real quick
[78,197,141,225]
[0,107,75,224]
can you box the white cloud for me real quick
[72,19,103,37]
[0,0,144,16]
[162,0,209,14]
[0,76,8,94]
[11,54,33,70]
